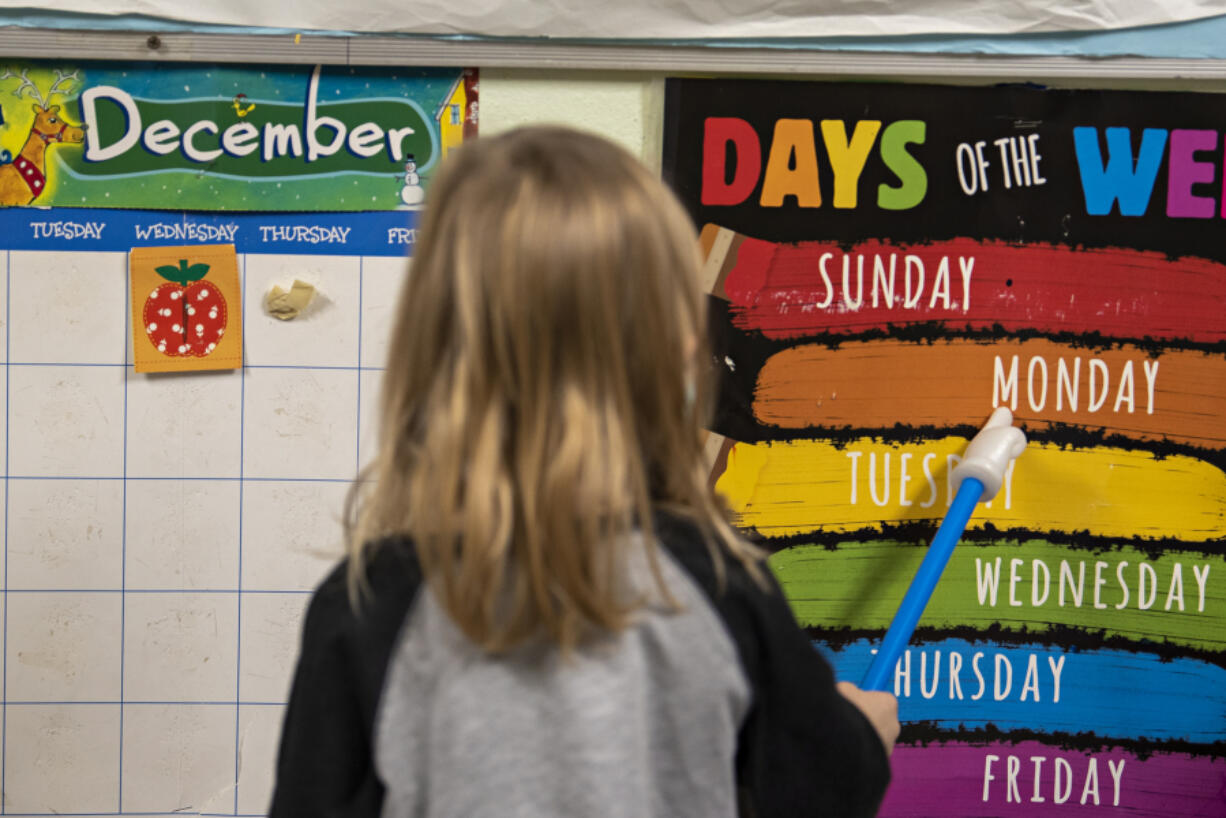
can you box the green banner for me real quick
[0,61,476,211]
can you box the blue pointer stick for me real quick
[861,407,1026,692]
[861,477,984,691]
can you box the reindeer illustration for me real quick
[0,69,86,207]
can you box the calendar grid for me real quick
[0,248,403,815]
[117,249,130,814]
[3,360,382,370]
[232,254,247,815]
[3,249,11,814]
[2,477,354,483]
[0,814,268,817]
[5,363,385,371]
[5,706,286,711]
[356,257,365,479]
[2,590,312,595]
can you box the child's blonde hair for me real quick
[346,125,759,652]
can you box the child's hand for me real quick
[837,681,900,756]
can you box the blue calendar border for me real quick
[0,208,419,257]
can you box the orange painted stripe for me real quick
[754,338,1226,449]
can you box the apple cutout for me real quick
[142,258,227,357]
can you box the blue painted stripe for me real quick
[0,207,418,257]
[820,637,1226,744]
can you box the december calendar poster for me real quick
[663,78,1226,815]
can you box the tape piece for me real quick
[265,279,317,321]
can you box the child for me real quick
[270,125,897,817]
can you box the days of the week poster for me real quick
[663,78,1226,816]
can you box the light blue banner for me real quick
[5,10,1226,59]
[0,208,417,256]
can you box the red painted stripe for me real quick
[717,233,1226,343]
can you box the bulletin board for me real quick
[0,59,475,815]
[664,77,1226,815]
[3,20,1226,818]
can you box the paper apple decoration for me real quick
[143,258,228,357]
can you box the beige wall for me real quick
[477,70,666,170]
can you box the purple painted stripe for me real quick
[881,741,1226,817]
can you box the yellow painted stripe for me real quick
[714,437,1226,541]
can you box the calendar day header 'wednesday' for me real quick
[0,61,477,212]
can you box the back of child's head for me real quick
[348,125,753,652]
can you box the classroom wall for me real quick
[2,58,1223,817]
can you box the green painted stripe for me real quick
[771,539,1225,652]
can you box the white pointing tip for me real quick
[951,407,1027,502]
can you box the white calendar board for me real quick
[0,208,413,815]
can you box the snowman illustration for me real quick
[400,154,425,207]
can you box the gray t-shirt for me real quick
[270,513,890,817]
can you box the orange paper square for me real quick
[130,244,243,373]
